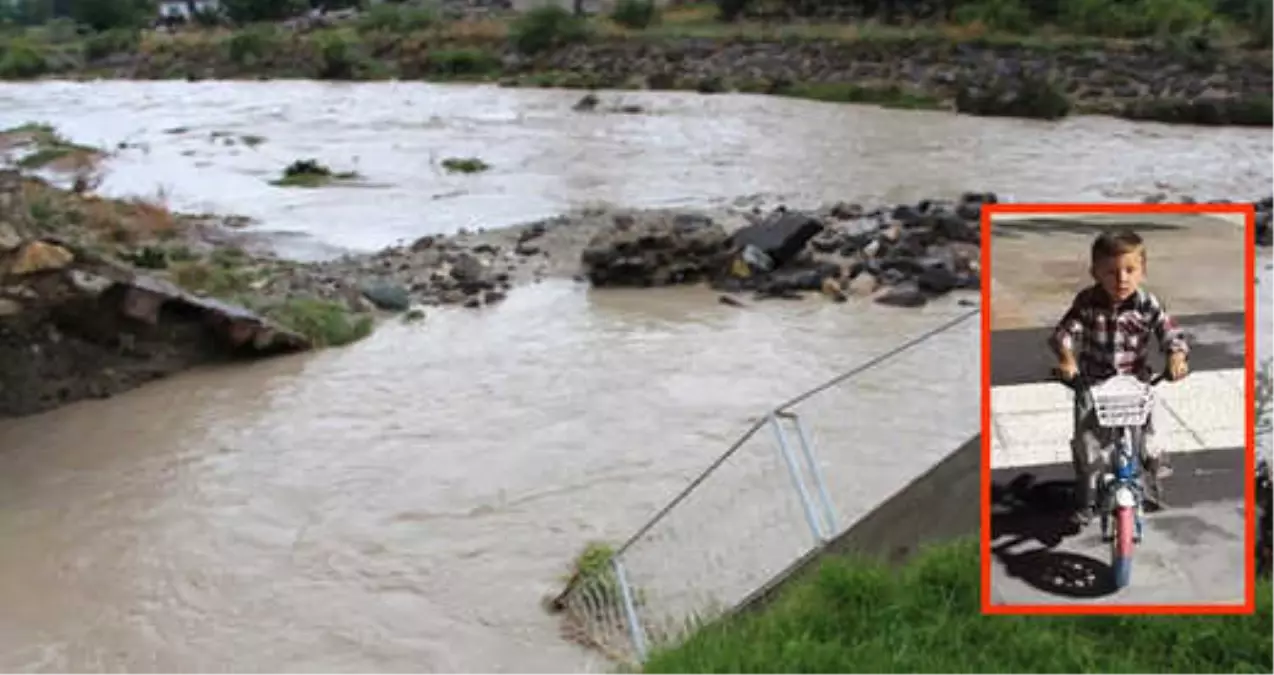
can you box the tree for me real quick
[220,0,307,23]
[68,0,154,30]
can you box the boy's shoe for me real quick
[1143,457,1170,510]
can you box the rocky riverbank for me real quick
[2,130,1271,417]
[4,14,1272,125]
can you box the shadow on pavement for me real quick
[990,473,1119,599]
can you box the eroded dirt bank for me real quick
[20,25,1274,125]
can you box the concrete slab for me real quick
[985,275,1250,608]
[990,369,1244,470]
[988,212,1247,332]
[988,449,1247,607]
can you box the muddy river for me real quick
[0,81,1270,673]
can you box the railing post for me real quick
[612,556,648,663]
[788,412,839,537]
[768,412,827,542]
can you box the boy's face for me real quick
[1090,251,1145,303]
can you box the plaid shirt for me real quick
[1050,285,1189,382]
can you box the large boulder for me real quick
[730,210,825,268]
[580,211,732,287]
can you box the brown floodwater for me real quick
[0,81,1270,672]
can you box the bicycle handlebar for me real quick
[1052,368,1170,391]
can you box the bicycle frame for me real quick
[1066,371,1162,588]
[1103,424,1145,542]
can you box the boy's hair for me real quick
[1091,229,1146,266]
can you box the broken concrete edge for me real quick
[1,234,313,354]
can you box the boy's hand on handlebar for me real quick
[1056,360,1079,382]
[1168,352,1189,381]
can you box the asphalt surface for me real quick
[990,311,1246,387]
[986,314,1250,607]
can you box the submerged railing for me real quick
[552,307,980,665]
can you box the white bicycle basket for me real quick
[1089,374,1155,428]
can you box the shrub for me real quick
[509,5,590,55]
[84,28,141,61]
[610,0,660,29]
[715,0,754,21]
[954,72,1071,121]
[427,47,500,77]
[0,38,47,79]
[951,0,1033,33]
[314,29,361,79]
[226,24,279,66]
[356,2,437,33]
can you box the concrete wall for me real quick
[732,433,981,614]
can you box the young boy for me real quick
[1049,229,1190,526]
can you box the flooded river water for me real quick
[0,81,1270,673]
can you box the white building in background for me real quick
[156,0,223,20]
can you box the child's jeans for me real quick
[1071,392,1163,512]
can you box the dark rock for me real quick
[484,290,507,305]
[891,204,922,227]
[581,212,731,288]
[874,282,928,308]
[917,263,960,295]
[829,201,863,220]
[450,253,493,293]
[758,264,837,294]
[730,211,825,268]
[360,281,411,312]
[928,209,980,243]
[810,231,846,253]
[719,294,745,307]
[518,222,548,243]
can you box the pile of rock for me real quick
[293,228,531,312]
[577,194,989,309]
[579,212,733,288]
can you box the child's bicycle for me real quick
[1057,369,1170,590]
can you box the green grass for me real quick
[645,539,1273,673]
[264,297,374,347]
[441,156,490,174]
[1,121,101,168]
[269,158,360,188]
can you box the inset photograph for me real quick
[982,204,1255,611]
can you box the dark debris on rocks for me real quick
[580,192,993,309]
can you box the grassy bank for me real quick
[644,539,1273,673]
[2,123,374,348]
[1,2,1271,124]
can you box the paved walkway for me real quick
[985,206,1251,607]
[987,316,1248,606]
[990,368,1245,471]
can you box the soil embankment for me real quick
[2,7,1271,125]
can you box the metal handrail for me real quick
[611,307,979,557]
